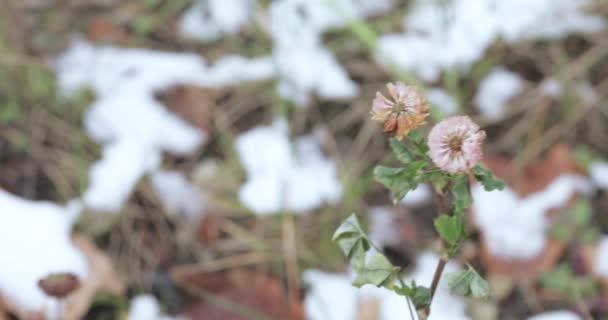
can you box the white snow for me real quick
[179,0,255,42]
[427,88,458,116]
[150,170,206,218]
[377,0,605,81]
[400,183,432,207]
[304,251,469,320]
[128,294,180,320]
[236,119,342,214]
[128,295,160,320]
[472,175,591,260]
[474,67,524,121]
[368,207,401,247]
[590,162,608,189]
[593,236,608,279]
[268,0,396,105]
[0,190,87,317]
[178,0,396,106]
[541,78,563,98]
[55,40,274,213]
[527,311,582,320]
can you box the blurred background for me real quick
[1,0,608,319]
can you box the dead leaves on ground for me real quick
[171,268,304,320]
[0,234,124,320]
[155,85,218,133]
[474,145,585,281]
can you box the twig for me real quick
[282,210,301,306]
[170,252,270,276]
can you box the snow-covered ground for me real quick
[376,0,604,81]
[235,119,342,214]
[304,251,469,320]
[0,192,87,318]
[1,0,606,317]
[472,175,591,260]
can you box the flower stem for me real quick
[430,257,447,298]
[425,187,450,316]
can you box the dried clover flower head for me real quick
[428,116,486,174]
[37,272,80,299]
[372,82,430,140]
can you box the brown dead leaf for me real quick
[87,17,128,43]
[479,238,565,282]
[172,268,304,320]
[474,144,583,281]
[62,235,125,320]
[0,235,124,320]
[155,85,218,132]
[197,213,221,247]
[485,144,582,197]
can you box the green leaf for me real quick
[469,272,490,298]
[389,138,413,164]
[580,227,600,245]
[374,161,426,203]
[352,252,399,289]
[446,268,489,298]
[434,215,465,245]
[332,213,363,241]
[332,214,370,272]
[410,285,432,309]
[451,175,473,214]
[427,171,449,193]
[409,130,429,157]
[549,224,573,242]
[540,264,598,300]
[472,165,505,191]
[447,270,472,296]
[570,200,592,226]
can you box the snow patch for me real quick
[527,311,582,320]
[377,0,604,81]
[268,0,390,105]
[368,207,401,247]
[150,170,206,218]
[474,67,524,121]
[304,251,468,320]
[55,40,274,213]
[179,0,396,105]
[0,191,87,317]
[128,294,180,320]
[472,175,591,260]
[427,88,458,116]
[590,162,608,189]
[541,78,563,98]
[236,119,342,215]
[179,0,255,42]
[593,236,608,279]
[400,183,432,207]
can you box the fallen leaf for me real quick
[172,268,304,320]
[155,85,218,132]
[0,235,124,320]
[485,144,583,197]
[474,144,584,281]
[62,235,126,320]
[87,17,129,43]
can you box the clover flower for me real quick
[372,82,430,140]
[428,116,485,174]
